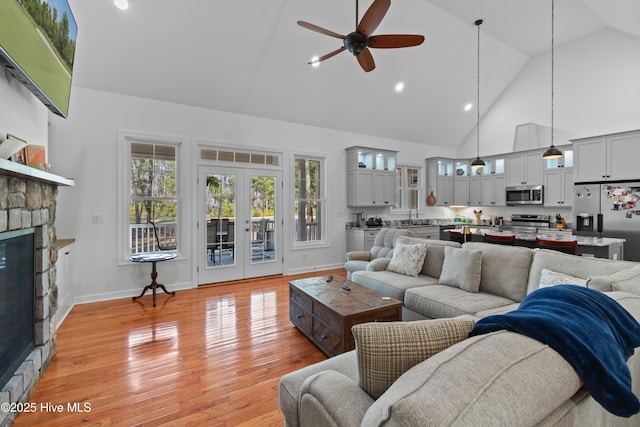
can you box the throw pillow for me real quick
[352,319,475,399]
[587,266,640,293]
[386,242,427,277]
[539,268,587,288]
[439,246,482,292]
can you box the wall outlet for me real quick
[92,213,105,224]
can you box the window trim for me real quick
[117,130,186,264]
[291,152,327,248]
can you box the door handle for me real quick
[245,228,250,232]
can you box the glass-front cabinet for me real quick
[347,146,398,207]
[348,146,396,171]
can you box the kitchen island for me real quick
[445,228,625,260]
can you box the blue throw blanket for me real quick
[471,285,640,417]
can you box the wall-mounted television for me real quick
[0,0,78,118]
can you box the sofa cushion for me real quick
[351,319,475,399]
[539,268,587,288]
[278,351,358,427]
[404,285,516,319]
[396,236,461,278]
[439,246,482,292]
[351,270,438,301]
[527,249,634,295]
[368,228,410,259]
[587,266,640,294]
[362,330,583,427]
[463,242,533,302]
[386,242,427,277]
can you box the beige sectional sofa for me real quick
[344,228,410,280]
[279,238,640,426]
[351,238,637,320]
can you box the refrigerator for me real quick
[573,182,640,261]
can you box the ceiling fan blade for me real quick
[369,34,425,49]
[357,48,375,72]
[357,0,390,36]
[297,21,345,39]
[309,46,347,64]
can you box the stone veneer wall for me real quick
[0,176,59,427]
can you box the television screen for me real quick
[0,0,78,118]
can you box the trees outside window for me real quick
[294,156,323,242]
[129,142,178,254]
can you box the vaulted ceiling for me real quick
[67,0,640,148]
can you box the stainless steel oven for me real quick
[505,185,544,205]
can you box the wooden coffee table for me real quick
[289,276,402,357]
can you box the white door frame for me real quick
[197,165,282,285]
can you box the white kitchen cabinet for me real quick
[346,228,378,252]
[426,158,455,206]
[469,176,482,206]
[374,172,396,206]
[481,174,506,206]
[544,168,573,207]
[467,157,505,206]
[506,150,544,186]
[454,176,469,205]
[453,160,470,205]
[573,130,640,182]
[347,146,397,207]
[434,176,454,206]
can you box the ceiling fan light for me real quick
[542,145,563,159]
[470,157,486,169]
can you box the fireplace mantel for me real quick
[0,158,74,187]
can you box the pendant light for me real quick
[542,0,563,160]
[470,19,485,170]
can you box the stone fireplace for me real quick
[0,163,73,426]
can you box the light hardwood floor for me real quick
[14,269,345,426]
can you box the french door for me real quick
[197,166,282,284]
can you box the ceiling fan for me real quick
[297,0,425,72]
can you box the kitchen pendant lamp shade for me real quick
[542,0,563,161]
[472,19,485,170]
[471,157,486,169]
[542,145,563,159]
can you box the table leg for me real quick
[132,260,176,307]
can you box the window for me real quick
[293,156,324,243]
[394,165,422,210]
[129,142,178,254]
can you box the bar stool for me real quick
[484,233,516,246]
[536,238,578,255]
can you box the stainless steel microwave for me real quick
[505,185,544,205]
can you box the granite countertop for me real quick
[446,228,625,247]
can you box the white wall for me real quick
[0,69,49,150]
[456,28,640,158]
[48,87,454,303]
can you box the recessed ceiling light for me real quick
[395,82,404,92]
[464,102,473,112]
[310,56,320,68]
[114,0,129,10]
